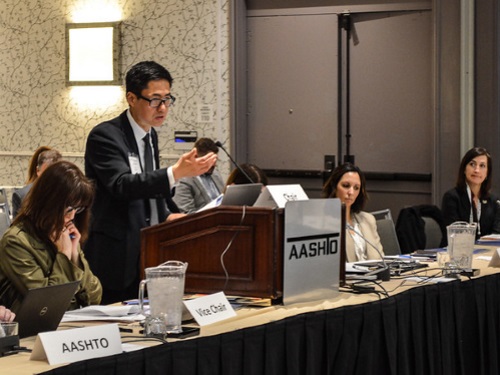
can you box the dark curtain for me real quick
[41,274,500,375]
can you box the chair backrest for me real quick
[370,208,393,221]
[375,217,401,256]
[0,188,11,219]
[422,216,443,249]
[0,210,11,237]
[396,205,446,253]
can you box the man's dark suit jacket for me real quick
[441,186,500,237]
[84,110,178,297]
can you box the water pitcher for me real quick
[139,260,188,336]
[446,221,477,269]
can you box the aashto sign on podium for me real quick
[283,199,342,305]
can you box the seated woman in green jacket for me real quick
[0,161,102,311]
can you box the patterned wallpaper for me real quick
[0,0,230,202]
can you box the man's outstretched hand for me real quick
[172,148,218,181]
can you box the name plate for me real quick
[184,292,236,326]
[30,323,122,365]
[489,248,500,267]
[254,184,309,208]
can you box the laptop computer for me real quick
[13,281,80,338]
[220,183,263,206]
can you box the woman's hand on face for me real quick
[65,221,81,264]
[54,222,81,264]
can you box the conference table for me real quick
[3,246,500,375]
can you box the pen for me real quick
[216,195,223,205]
[123,299,148,305]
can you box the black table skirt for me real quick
[42,274,500,375]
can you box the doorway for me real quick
[234,1,433,217]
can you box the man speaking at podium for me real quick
[84,61,217,304]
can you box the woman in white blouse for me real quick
[322,163,384,262]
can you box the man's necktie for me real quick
[201,174,220,200]
[143,133,153,172]
[143,134,158,225]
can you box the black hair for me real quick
[126,61,173,96]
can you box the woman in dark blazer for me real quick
[441,147,500,238]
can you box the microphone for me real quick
[215,141,255,184]
[346,223,390,281]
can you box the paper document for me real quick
[477,256,492,261]
[62,305,144,322]
[345,263,371,273]
[479,234,500,241]
[404,276,456,284]
[197,194,223,212]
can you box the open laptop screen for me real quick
[13,281,80,338]
[220,183,263,207]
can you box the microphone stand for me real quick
[346,223,390,281]
[215,141,255,183]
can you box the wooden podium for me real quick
[140,206,284,299]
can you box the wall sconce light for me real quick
[66,22,121,86]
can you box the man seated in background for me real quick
[173,138,225,213]
[12,147,62,218]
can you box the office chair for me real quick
[422,216,443,249]
[371,209,401,256]
[370,208,393,221]
[0,188,11,219]
[396,205,446,253]
[0,209,10,237]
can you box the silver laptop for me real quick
[14,281,80,338]
[220,183,263,206]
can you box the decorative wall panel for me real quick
[0,0,230,203]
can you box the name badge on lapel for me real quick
[128,153,142,174]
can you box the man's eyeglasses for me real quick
[137,94,176,108]
[66,206,85,215]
